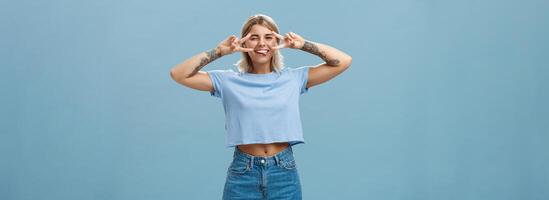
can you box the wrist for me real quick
[298,40,313,50]
[214,46,224,57]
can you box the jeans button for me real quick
[260,159,265,164]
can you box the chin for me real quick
[251,56,273,64]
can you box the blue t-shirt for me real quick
[207,66,311,148]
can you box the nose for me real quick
[258,38,266,46]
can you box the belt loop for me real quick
[249,156,254,169]
[274,155,280,166]
[233,147,237,159]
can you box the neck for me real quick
[249,63,273,74]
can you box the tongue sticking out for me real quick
[256,50,268,56]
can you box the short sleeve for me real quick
[206,70,224,98]
[291,66,310,94]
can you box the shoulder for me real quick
[287,66,310,72]
[286,66,311,77]
[207,68,236,75]
[206,68,239,78]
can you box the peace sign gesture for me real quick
[271,31,306,50]
[216,34,255,56]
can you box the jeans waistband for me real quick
[233,145,294,167]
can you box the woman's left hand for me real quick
[271,31,306,50]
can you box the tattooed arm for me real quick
[272,31,352,88]
[171,47,222,80]
[300,40,350,67]
[272,31,352,68]
[170,35,253,91]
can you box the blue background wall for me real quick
[2,0,548,199]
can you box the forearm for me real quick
[300,40,352,67]
[170,47,222,80]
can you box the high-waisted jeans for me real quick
[222,145,302,200]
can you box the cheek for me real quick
[267,40,278,47]
[245,40,257,47]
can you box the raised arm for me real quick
[272,31,352,89]
[170,35,253,91]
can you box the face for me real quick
[243,24,279,66]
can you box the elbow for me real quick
[170,69,177,81]
[328,55,352,68]
[347,55,353,66]
[170,69,185,83]
[341,55,352,69]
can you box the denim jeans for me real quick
[222,145,302,200]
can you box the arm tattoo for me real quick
[300,41,340,66]
[187,48,221,78]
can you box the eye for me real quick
[250,37,258,41]
[266,36,273,40]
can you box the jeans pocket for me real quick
[228,160,250,174]
[278,159,297,170]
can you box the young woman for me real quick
[170,14,351,200]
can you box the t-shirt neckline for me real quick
[243,71,276,76]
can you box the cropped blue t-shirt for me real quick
[207,66,311,148]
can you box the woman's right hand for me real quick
[216,34,254,56]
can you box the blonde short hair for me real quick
[235,14,284,73]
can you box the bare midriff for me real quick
[237,142,290,157]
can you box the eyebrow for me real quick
[250,34,275,37]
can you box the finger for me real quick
[271,31,285,40]
[285,33,292,42]
[272,31,287,46]
[230,40,239,50]
[236,46,254,52]
[236,39,249,49]
[289,32,298,39]
[271,43,287,50]
[284,37,296,48]
[242,47,254,52]
[228,35,237,43]
[285,36,293,44]
[232,38,240,46]
[240,33,251,43]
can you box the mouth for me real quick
[254,49,270,56]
